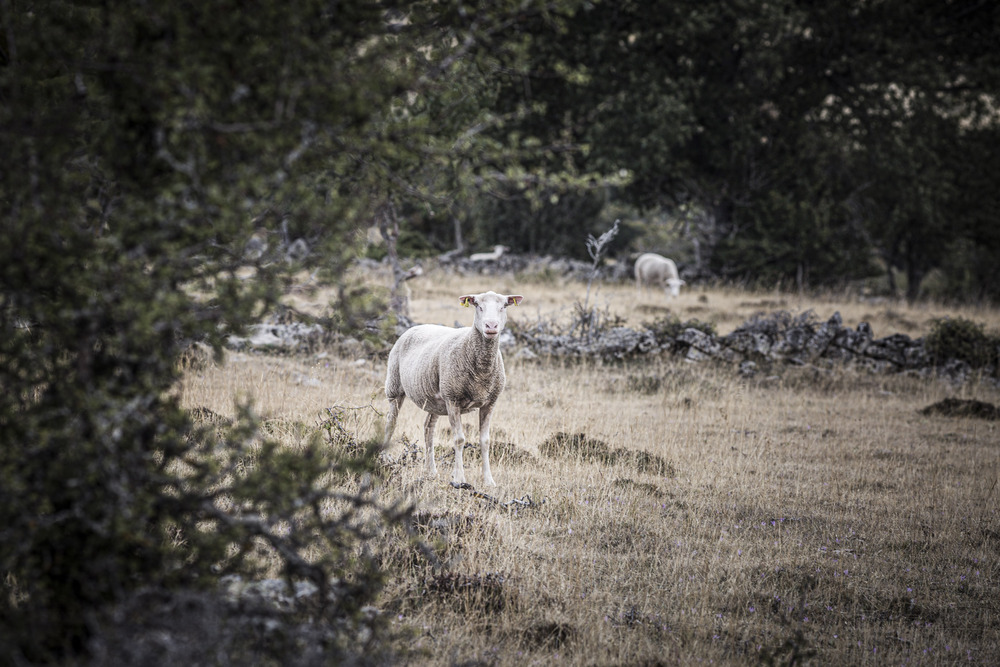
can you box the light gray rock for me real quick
[833,322,873,354]
[676,327,723,357]
[227,322,324,351]
[904,342,929,368]
[721,330,772,357]
[852,356,896,374]
[804,312,841,360]
[770,326,812,357]
[865,340,907,366]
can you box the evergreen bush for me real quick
[924,317,1000,369]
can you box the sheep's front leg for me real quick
[478,403,497,487]
[445,401,467,485]
[423,412,439,477]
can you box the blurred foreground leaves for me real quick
[0,1,590,662]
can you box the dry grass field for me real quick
[180,269,1000,665]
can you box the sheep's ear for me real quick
[506,295,524,307]
[459,295,477,307]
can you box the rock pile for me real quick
[439,252,632,282]
[516,310,989,383]
[516,325,659,360]
[226,320,325,351]
[702,311,941,376]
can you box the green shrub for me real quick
[924,317,1000,369]
[0,3,412,662]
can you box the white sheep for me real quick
[383,290,524,486]
[468,245,508,262]
[634,252,685,298]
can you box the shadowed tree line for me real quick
[479,0,1000,300]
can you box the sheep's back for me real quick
[636,254,677,283]
[389,324,464,413]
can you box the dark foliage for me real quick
[494,0,1000,299]
[924,317,1000,369]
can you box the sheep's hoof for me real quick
[451,472,466,485]
[425,465,438,477]
[483,476,497,488]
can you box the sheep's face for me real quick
[459,291,524,340]
[667,278,685,297]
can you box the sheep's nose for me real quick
[484,320,500,332]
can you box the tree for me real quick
[0,1,592,662]
[499,0,1000,297]
[0,2,407,661]
[364,1,622,258]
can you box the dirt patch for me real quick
[422,571,516,614]
[522,621,577,649]
[538,432,675,477]
[613,478,667,498]
[919,398,1000,421]
[460,439,536,464]
[538,431,613,461]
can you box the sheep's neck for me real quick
[458,327,502,369]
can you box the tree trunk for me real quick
[886,264,898,296]
[905,264,925,303]
[376,199,410,318]
[452,215,465,253]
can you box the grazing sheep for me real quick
[383,290,524,486]
[469,245,508,262]
[635,252,685,298]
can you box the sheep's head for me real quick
[667,278,685,297]
[459,291,524,340]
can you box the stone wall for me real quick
[516,310,992,384]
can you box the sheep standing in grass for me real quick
[635,252,685,298]
[384,290,524,486]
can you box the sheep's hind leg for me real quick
[384,395,404,448]
[423,412,439,477]
[478,403,497,487]
[445,401,467,485]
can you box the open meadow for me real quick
[180,269,1000,665]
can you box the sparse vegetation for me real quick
[177,272,1000,665]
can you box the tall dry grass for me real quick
[180,269,1000,665]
